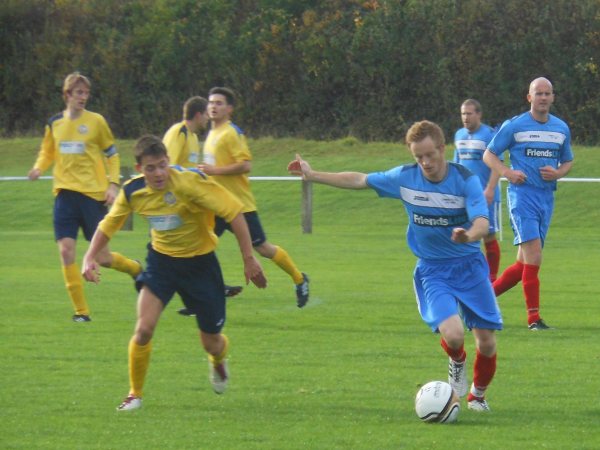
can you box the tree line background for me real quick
[2,0,600,143]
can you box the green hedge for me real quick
[2,0,600,142]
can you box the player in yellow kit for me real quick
[163,96,243,305]
[198,86,309,307]
[28,72,141,322]
[82,135,267,411]
[162,96,207,168]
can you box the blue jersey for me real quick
[453,124,501,202]
[487,112,573,191]
[366,162,488,260]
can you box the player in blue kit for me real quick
[484,77,574,331]
[454,99,501,281]
[289,120,502,412]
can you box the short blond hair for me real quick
[405,120,445,148]
[62,72,91,101]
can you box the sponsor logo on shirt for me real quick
[457,150,482,160]
[412,212,468,227]
[59,141,85,154]
[148,214,183,231]
[525,148,559,158]
[78,125,89,134]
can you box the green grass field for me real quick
[1,137,600,449]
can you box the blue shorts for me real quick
[136,246,226,333]
[53,189,107,241]
[215,211,267,247]
[413,252,503,332]
[506,185,554,246]
[488,201,500,235]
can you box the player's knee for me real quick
[96,256,112,268]
[475,332,496,356]
[200,332,222,355]
[134,325,154,345]
[58,244,76,265]
[255,242,275,258]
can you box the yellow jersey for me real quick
[203,121,256,212]
[163,121,201,168]
[98,166,243,258]
[33,110,120,201]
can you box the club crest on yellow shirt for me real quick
[78,125,89,134]
[164,192,176,205]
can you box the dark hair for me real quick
[133,135,167,164]
[208,86,236,106]
[405,120,445,148]
[183,96,208,120]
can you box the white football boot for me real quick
[209,359,229,394]
[116,395,142,411]
[448,357,468,397]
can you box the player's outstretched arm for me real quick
[82,230,111,283]
[287,154,368,189]
[229,213,267,288]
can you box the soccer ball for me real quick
[415,381,460,423]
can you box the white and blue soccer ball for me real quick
[415,381,460,423]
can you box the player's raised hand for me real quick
[287,154,311,178]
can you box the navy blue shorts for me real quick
[215,211,267,247]
[53,189,107,241]
[136,246,226,333]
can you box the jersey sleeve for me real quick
[97,116,120,184]
[560,127,574,163]
[97,188,133,238]
[487,120,512,156]
[33,125,56,172]
[464,174,489,222]
[366,166,404,199]
[226,131,252,163]
[97,115,116,154]
[106,153,121,185]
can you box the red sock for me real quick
[522,264,541,324]
[492,261,524,296]
[484,239,501,282]
[467,350,496,401]
[440,337,466,362]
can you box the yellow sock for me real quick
[110,252,142,277]
[271,246,303,284]
[62,263,88,315]
[129,337,152,398]
[209,334,229,366]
